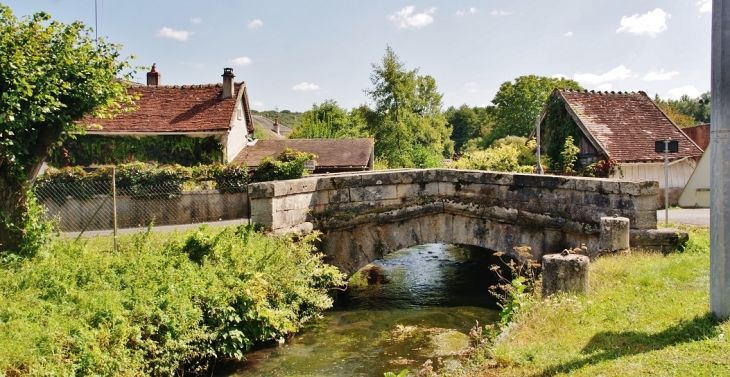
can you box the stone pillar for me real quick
[711,0,730,319]
[542,254,590,297]
[599,216,630,254]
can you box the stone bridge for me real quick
[248,169,686,276]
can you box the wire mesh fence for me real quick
[35,174,250,237]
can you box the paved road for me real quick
[65,218,252,238]
[657,208,710,226]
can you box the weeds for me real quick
[488,246,541,327]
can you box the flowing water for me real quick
[219,243,501,377]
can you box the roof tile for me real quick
[557,90,703,162]
[82,83,241,133]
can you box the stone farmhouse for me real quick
[539,89,704,206]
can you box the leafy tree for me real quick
[446,105,493,153]
[289,100,364,139]
[486,75,583,146]
[362,46,453,168]
[653,92,711,127]
[0,6,135,254]
[451,138,536,173]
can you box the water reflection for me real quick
[219,243,500,377]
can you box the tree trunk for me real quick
[0,174,28,253]
[0,122,61,254]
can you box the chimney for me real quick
[146,63,161,86]
[274,117,280,135]
[222,68,235,99]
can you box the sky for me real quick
[3,1,713,113]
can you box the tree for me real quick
[363,46,453,168]
[289,100,364,139]
[0,6,135,254]
[486,75,583,146]
[653,92,711,127]
[446,105,493,153]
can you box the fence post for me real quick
[113,167,118,252]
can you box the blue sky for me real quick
[4,1,713,112]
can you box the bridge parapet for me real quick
[248,169,680,275]
[250,169,658,231]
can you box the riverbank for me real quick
[0,225,344,376]
[449,224,730,377]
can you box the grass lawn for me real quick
[452,224,730,377]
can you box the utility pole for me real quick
[711,0,730,319]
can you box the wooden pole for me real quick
[112,167,118,252]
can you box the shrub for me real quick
[251,148,316,182]
[452,142,534,173]
[0,225,344,376]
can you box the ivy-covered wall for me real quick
[541,95,584,171]
[49,135,225,167]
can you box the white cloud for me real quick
[248,19,264,29]
[292,82,320,91]
[252,101,264,108]
[667,85,702,99]
[230,57,252,66]
[464,82,478,93]
[490,9,515,17]
[456,7,477,16]
[643,70,679,81]
[552,74,569,80]
[389,6,436,29]
[697,0,712,13]
[190,17,201,25]
[616,8,670,37]
[157,27,192,41]
[573,65,633,85]
[594,84,613,92]
[564,31,573,37]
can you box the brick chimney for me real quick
[222,68,235,99]
[146,63,161,86]
[274,117,280,135]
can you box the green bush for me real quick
[252,148,316,182]
[0,226,344,376]
[212,163,250,194]
[451,140,534,173]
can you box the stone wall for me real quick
[248,169,673,275]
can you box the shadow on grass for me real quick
[533,312,719,377]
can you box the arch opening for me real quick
[334,243,517,311]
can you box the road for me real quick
[657,208,710,226]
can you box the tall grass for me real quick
[447,225,730,376]
[0,225,344,376]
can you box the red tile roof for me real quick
[82,83,243,133]
[232,139,374,168]
[555,89,703,162]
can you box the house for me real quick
[232,138,374,174]
[681,123,710,150]
[252,115,293,139]
[678,144,711,208]
[539,89,704,206]
[60,65,255,166]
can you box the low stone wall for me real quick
[42,190,249,232]
[248,169,678,275]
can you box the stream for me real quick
[218,243,501,377]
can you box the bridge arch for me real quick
[248,169,681,276]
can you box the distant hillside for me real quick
[251,110,303,128]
